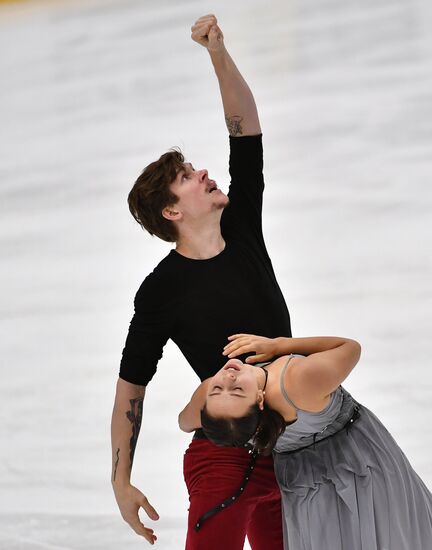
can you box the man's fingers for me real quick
[142,530,157,546]
[191,18,216,31]
[208,25,224,48]
[192,14,217,27]
[191,22,211,33]
[209,24,223,38]
[141,496,160,521]
[191,24,212,43]
[128,519,157,545]
[191,18,217,35]
[116,486,158,544]
[191,15,219,45]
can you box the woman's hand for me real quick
[223,334,280,363]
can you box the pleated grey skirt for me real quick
[273,405,432,550]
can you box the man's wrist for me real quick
[208,45,229,65]
[112,477,131,490]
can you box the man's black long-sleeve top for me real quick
[119,135,292,385]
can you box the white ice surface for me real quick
[0,0,431,548]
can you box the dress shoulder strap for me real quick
[279,354,301,411]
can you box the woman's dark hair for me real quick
[128,149,185,243]
[201,403,286,456]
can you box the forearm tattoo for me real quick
[112,448,120,482]
[126,397,144,468]
[225,115,244,136]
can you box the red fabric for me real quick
[183,439,283,550]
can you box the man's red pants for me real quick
[183,439,283,550]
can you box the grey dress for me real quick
[272,355,432,550]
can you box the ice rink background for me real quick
[0,0,431,548]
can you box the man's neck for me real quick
[175,223,226,260]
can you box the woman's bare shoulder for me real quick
[282,355,333,413]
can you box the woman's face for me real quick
[205,359,264,418]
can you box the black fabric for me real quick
[119,135,292,386]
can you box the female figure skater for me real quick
[179,334,432,550]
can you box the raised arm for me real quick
[191,14,261,136]
[111,379,159,545]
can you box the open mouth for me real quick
[207,182,218,193]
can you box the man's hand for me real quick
[113,483,159,545]
[191,14,224,52]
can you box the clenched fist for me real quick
[191,14,224,52]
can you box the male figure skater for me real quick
[111,14,292,549]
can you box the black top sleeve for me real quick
[221,134,266,247]
[118,273,171,386]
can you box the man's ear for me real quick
[162,206,182,221]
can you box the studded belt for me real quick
[194,444,257,532]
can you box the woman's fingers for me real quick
[225,344,255,358]
[224,339,259,358]
[227,333,251,341]
[245,353,268,364]
[223,338,252,356]
[224,335,253,351]
[223,335,266,357]
[224,334,276,361]
[223,337,250,350]
[223,337,249,349]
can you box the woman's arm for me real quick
[224,334,358,360]
[284,337,361,400]
[224,334,361,400]
[274,335,360,361]
[178,379,212,432]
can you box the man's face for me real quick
[168,162,229,222]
